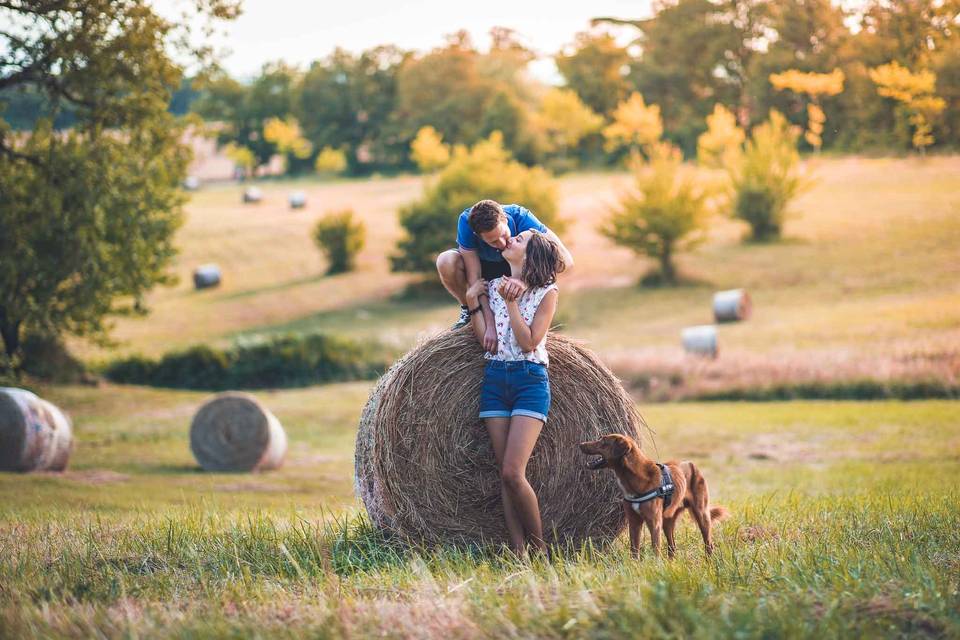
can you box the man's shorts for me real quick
[479,360,551,423]
[480,258,511,281]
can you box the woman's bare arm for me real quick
[466,279,488,345]
[505,288,558,352]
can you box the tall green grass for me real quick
[2,491,958,638]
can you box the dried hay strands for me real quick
[355,329,645,547]
[190,393,287,472]
[0,388,73,472]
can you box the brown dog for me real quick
[579,434,728,558]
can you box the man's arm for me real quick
[461,248,497,353]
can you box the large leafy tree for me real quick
[296,46,407,172]
[0,0,237,366]
[193,61,299,171]
[556,31,630,116]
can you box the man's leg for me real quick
[436,249,468,305]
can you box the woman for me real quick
[464,229,566,556]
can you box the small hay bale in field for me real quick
[183,175,201,191]
[0,388,73,472]
[190,393,287,472]
[713,288,752,323]
[354,329,645,547]
[682,325,718,358]
[242,186,263,203]
[289,191,307,209]
[193,264,221,289]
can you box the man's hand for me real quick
[466,278,487,304]
[498,277,527,301]
[483,325,498,353]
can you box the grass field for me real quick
[71,156,960,396]
[1,383,959,637]
[5,156,957,637]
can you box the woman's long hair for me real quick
[521,230,566,289]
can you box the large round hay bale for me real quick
[288,191,307,209]
[354,329,645,547]
[682,325,718,358]
[242,186,263,203]
[713,288,752,323]
[0,388,73,472]
[190,393,287,472]
[193,264,222,289]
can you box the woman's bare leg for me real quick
[485,417,526,552]
[501,415,546,553]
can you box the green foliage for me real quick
[556,31,631,116]
[314,146,348,175]
[0,0,234,366]
[729,111,806,241]
[391,133,560,274]
[296,46,407,173]
[312,210,367,274]
[104,333,388,389]
[194,62,300,170]
[600,144,710,284]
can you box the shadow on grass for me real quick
[215,273,328,301]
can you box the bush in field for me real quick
[104,333,389,390]
[697,104,745,169]
[315,147,348,175]
[410,126,451,172]
[729,111,806,242]
[312,210,366,274]
[600,144,710,285]
[391,132,560,274]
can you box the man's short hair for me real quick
[468,200,506,234]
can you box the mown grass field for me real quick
[71,156,960,396]
[1,382,959,637]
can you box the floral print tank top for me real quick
[484,277,558,365]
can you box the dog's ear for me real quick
[604,434,630,459]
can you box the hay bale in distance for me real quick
[713,289,752,323]
[183,175,201,191]
[193,264,221,289]
[190,393,287,472]
[682,325,718,358]
[289,191,307,209]
[242,186,263,203]
[0,388,73,472]
[354,329,645,547]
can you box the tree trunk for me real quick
[0,308,22,359]
[660,246,676,284]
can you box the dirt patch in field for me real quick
[743,434,825,463]
[42,469,131,485]
[215,481,288,493]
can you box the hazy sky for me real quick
[162,0,654,82]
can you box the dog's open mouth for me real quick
[586,456,607,470]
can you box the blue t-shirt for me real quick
[457,204,548,263]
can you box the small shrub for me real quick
[313,210,366,274]
[600,143,710,285]
[391,132,561,275]
[729,110,806,242]
[314,147,348,175]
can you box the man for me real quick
[436,199,574,351]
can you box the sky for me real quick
[157,0,654,83]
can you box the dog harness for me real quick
[623,463,675,512]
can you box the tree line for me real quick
[188,0,960,175]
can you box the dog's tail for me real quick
[710,506,730,522]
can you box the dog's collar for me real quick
[623,463,675,508]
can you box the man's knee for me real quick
[436,249,463,278]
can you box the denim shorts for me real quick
[479,360,551,423]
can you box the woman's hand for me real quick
[466,278,487,304]
[498,277,526,302]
